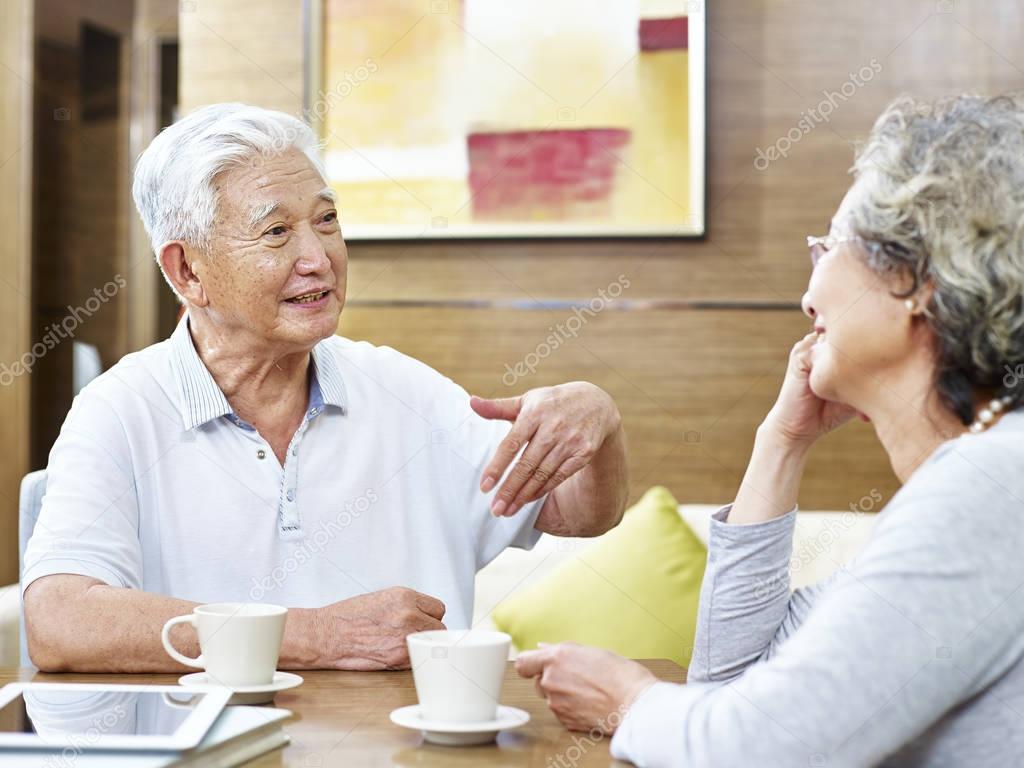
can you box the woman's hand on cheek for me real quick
[763,332,859,450]
[515,642,657,734]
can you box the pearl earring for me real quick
[904,299,916,312]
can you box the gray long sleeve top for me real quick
[610,410,1024,767]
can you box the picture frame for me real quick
[303,0,707,240]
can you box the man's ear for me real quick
[159,242,209,307]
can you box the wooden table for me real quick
[0,660,685,766]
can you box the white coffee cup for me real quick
[161,603,286,687]
[407,630,510,723]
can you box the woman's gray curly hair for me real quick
[847,93,1024,425]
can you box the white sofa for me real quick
[0,505,876,666]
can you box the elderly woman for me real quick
[22,104,628,672]
[518,94,1024,766]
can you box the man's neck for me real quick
[186,313,311,426]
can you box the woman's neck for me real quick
[863,375,967,484]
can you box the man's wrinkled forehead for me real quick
[213,150,331,226]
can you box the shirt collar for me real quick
[310,341,348,411]
[170,315,348,430]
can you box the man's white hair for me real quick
[131,103,326,295]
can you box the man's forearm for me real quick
[24,575,319,673]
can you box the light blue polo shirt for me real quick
[22,316,543,628]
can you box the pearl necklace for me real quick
[968,395,1014,434]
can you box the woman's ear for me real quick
[159,242,208,307]
[893,266,932,315]
[905,278,935,316]
[916,279,936,314]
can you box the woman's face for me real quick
[801,187,922,409]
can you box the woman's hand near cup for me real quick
[516,642,656,734]
[727,333,859,525]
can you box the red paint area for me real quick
[639,16,688,51]
[466,128,631,219]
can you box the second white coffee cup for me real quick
[407,629,510,723]
[161,602,286,687]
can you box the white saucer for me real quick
[178,671,303,705]
[389,705,530,746]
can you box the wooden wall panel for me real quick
[338,0,1024,304]
[338,306,897,510]
[127,0,180,352]
[30,40,76,470]
[179,0,304,115]
[30,0,139,469]
[0,0,33,583]
[71,22,129,369]
[177,0,1024,510]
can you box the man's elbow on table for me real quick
[23,574,105,672]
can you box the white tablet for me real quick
[0,683,231,751]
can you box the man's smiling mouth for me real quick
[286,290,330,304]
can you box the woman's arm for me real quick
[611,464,1024,767]
[690,427,810,683]
[689,334,856,682]
[727,426,810,525]
[728,333,857,528]
[523,446,1024,766]
[689,500,847,683]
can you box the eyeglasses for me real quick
[806,234,880,267]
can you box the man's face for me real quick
[195,148,347,352]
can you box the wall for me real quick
[27,0,180,472]
[30,37,76,471]
[180,0,1024,512]
[0,0,33,584]
[29,0,138,470]
[1,0,179,580]
[129,0,181,347]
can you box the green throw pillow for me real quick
[492,486,706,667]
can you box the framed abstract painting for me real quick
[306,0,706,239]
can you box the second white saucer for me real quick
[390,704,530,746]
[178,670,303,705]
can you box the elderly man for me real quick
[22,104,628,673]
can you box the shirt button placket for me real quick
[279,421,307,536]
